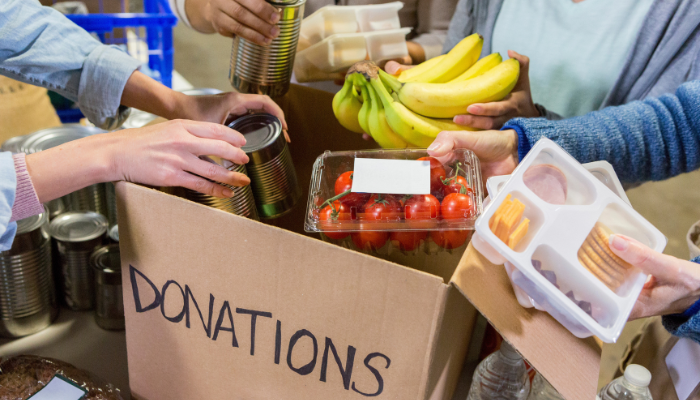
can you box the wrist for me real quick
[83,133,122,183]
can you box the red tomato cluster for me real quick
[317,158,476,251]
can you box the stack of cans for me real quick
[49,212,108,311]
[90,244,124,330]
[0,207,57,338]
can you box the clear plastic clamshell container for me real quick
[299,2,403,51]
[304,149,484,257]
[294,28,411,82]
[473,139,666,343]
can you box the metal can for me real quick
[228,113,301,218]
[228,0,306,97]
[49,212,108,311]
[105,182,118,227]
[90,244,124,330]
[108,225,119,243]
[1,135,27,153]
[0,207,58,338]
[23,126,108,217]
[184,157,260,220]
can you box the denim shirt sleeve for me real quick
[0,0,141,128]
[0,152,18,252]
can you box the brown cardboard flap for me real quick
[118,182,457,400]
[450,243,602,400]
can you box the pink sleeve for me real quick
[10,153,45,223]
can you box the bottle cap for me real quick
[624,364,651,387]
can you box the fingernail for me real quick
[609,234,629,251]
[264,37,272,45]
[427,141,441,152]
[222,188,234,198]
[241,176,251,185]
[270,26,280,37]
[242,154,250,164]
[271,12,280,24]
[467,105,482,114]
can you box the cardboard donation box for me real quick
[118,85,601,400]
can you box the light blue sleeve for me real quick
[0,152,17,252]
[0,0,142,128]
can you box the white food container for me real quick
[294,28,411,82]
[473,139,667,343]
[299,2,403,51]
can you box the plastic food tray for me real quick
[473,139,666,342]
[299,2,403,51]
[304,148,483,256]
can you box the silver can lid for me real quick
[2,135,28,153]
[108,225,119,242]
[90,244,121,274]
[16,206,49,234]
[228,113,283,154]
[122,109,159,130]
[49,212,108,242]
[22,125,106,154]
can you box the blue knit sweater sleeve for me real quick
[503,80,700,184]
[662,256,700,344]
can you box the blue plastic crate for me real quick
[52,0,178,123]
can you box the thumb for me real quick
[384,61,413,76]
[609,234,678,282]
[427,130,477,158]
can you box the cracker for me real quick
[578,250,620,290]
[585,234,629,275]
[580,240,625,281]
[591,223,632,270]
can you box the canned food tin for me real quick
[90,244,124,330]
[184,157,259,220]
[105,182,117,227]
[0,207,58,338]
[49,212,108,311]
[228,113,301,218]
[1,135,27,153]
[229,0,306,97]
[23,126,108,217]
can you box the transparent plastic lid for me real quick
[304,148,483,234]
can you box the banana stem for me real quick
[369,76,395,109]
[378,69,403,93]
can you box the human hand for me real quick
[453,51,539,130]
[384,60,414,76]
[608,234,700,320]
[334,55,413,86]
[427,130,519,182]
[202,0,281,45]
[176,91,288,130]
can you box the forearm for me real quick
[120,71,189,120]
[25,135,118,204]
[504,80,700,183]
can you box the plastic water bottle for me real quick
[467,341,530,400]
[597,365,653,400]
[527,372,564,400]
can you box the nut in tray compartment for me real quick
[305,149,483,256]
[475,138,667,342]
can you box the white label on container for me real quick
[30,375,87,400]
[666,337,700,400]
[351,158,431,195]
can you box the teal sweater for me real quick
[504,80,700,343]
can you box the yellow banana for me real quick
[397,58,520,118]
[397,54,446,83]
[356,76,372,135]
[364,82,411,149]
[449,53,502,83]
[332,76,364,133]
[402,33,483,83]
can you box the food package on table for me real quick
[0,355,124,400]
[298,2,403,51]
[304,148,483,257]
[294,28,410,83]
[472,138,667,343]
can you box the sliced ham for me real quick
[523,164,568,205]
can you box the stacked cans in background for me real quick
[0,125,124,337]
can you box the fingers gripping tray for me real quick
[473,139,666,343]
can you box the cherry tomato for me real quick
[431,230,471,249]
[352,230,388,251]
[441,193,475,220]
[334,171,370,208]
[443,176,472,196]
[363,194,402,221]
[390,231,427,252]
[319,201,352,240]
[418,157,447,193]
[405,195,441,221]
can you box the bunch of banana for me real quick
[331,32,520,148]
